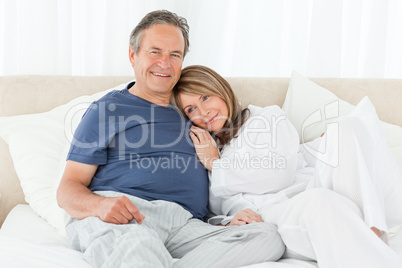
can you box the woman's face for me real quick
[179,93,229,132]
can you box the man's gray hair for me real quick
[129,10,190,57]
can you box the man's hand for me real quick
[98,196,145,225]
[57,160,145,225]
[190,126,220,171]
[227,209,263,226]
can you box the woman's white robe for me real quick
[209,99,402,267]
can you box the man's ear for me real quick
[129,47,135,67]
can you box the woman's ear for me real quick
[129,47,135,67]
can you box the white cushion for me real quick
[282,71,402,174]
[0,82,130,236]
[282,71,355,143]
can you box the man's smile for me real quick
[151,72,170,77]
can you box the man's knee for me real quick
[249,223,286,261]
[224,222,285,261]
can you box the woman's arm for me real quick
[210,106,300,196]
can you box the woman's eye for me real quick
[202,95,210,101]
[187,107,195,114]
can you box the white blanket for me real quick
[0,205,319,267]
[2,205,401,267]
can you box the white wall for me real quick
[0,0,401,78]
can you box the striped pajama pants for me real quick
[66,191,285,268]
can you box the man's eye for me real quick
[171,53,180,58]
[151,51,159,55]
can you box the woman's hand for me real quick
[227,209,263,226]
[189,126,220,171]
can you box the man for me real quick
[57,10,284,267]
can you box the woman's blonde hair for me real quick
[172,65,249,146]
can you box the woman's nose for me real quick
[199,106,210,117]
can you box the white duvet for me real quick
[0,205,91,268]
[0,205,319,267]
[1,205,401,267]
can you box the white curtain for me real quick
[0,0,401,78]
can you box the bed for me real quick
[1,72,401,267]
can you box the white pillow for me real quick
[0,81,131,237]
[282,71,355,143]
[282,71,402,174]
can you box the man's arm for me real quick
[56,160,145,224]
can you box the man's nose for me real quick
[158,54,171,69]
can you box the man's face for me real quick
[129,24,185,96]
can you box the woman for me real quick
[172,65,402,267]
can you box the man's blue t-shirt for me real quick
[67,82,209,219]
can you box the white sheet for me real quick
[0,205,316,267]
[0,205,90,268]
[0,236,91,268]
[1,205,400,267]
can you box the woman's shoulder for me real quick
[236,104,287,132]
[247,104,285,117]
